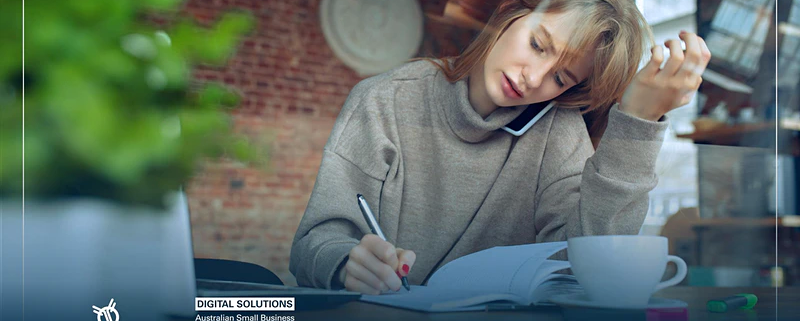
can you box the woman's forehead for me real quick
[524,11,584,50]
[523,11,595,82]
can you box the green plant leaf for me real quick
[0,0,260,207]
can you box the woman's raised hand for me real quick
[620,31,712,121]
[338,234,416,295]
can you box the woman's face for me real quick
[482,10,594,108]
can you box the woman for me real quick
[290,0,710,294]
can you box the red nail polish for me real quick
[396,271,403,278]
[402,264,410,275]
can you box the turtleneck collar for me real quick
[432,70,527,143]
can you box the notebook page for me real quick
[359,285,522,312]
[529,276,583,304]
[426,241,567,293]
[429,262,576,309]
[508,259,571,298]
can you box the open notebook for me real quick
[360,241,583,312]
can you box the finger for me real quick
[352,243,403,291]
[677,32,702,78]
[344,272,381,295]
[639,45,664,78]
[396,249,417,277]
[362,234,399,268]
[345,259,389,293]
[394,247,406,278]
[698,36,712,69]
[659,39,685,77]
[681,91,696,106]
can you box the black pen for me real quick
[356,194,411,291]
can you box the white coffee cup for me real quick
[567,235,687,309]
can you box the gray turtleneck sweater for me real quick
[289,60,668,289]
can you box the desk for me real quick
[287,286,798,321]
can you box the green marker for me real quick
[707,294,758,313]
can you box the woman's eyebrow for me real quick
[539,25,579,84]
[563,69,579,84]
[539,26,558,52]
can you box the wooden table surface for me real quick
[288,286,798,321]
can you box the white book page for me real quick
[426,242,567,293]
[508,259,571,299]
[359,285,523,312]
[357,242,567,312]
[529,276,583,304]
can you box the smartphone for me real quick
[502,101,555,136]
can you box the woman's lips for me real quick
[501,73,523,99]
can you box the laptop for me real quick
[161,191,361,317]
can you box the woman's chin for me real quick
[493,98,525,108]
[489,94,513,107]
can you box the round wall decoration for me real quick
[319,0,424,76]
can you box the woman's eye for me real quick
[554,73,565,87]
[530,38,545,53]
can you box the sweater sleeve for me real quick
[289,79,399,289]
[533,104,668,251]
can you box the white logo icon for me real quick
[92,298,120,321]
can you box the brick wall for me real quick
[181,0,475,286]
[183,0,362,286]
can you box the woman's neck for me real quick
[467,66,499,119]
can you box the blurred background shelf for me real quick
[691,215,800,228]
[423,0,491,31]
[677,122,775,145]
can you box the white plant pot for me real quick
[1,193,196,320]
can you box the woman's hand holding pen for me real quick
[338,234,416,295]
[619,31,712,121]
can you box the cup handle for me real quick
[654,255,687,292]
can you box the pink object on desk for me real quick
[647,307,688,321]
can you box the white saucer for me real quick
[550,292,688,310]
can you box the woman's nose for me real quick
[522,61,555,90]
[521,66,544,90]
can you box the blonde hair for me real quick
[427,0,653,143]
